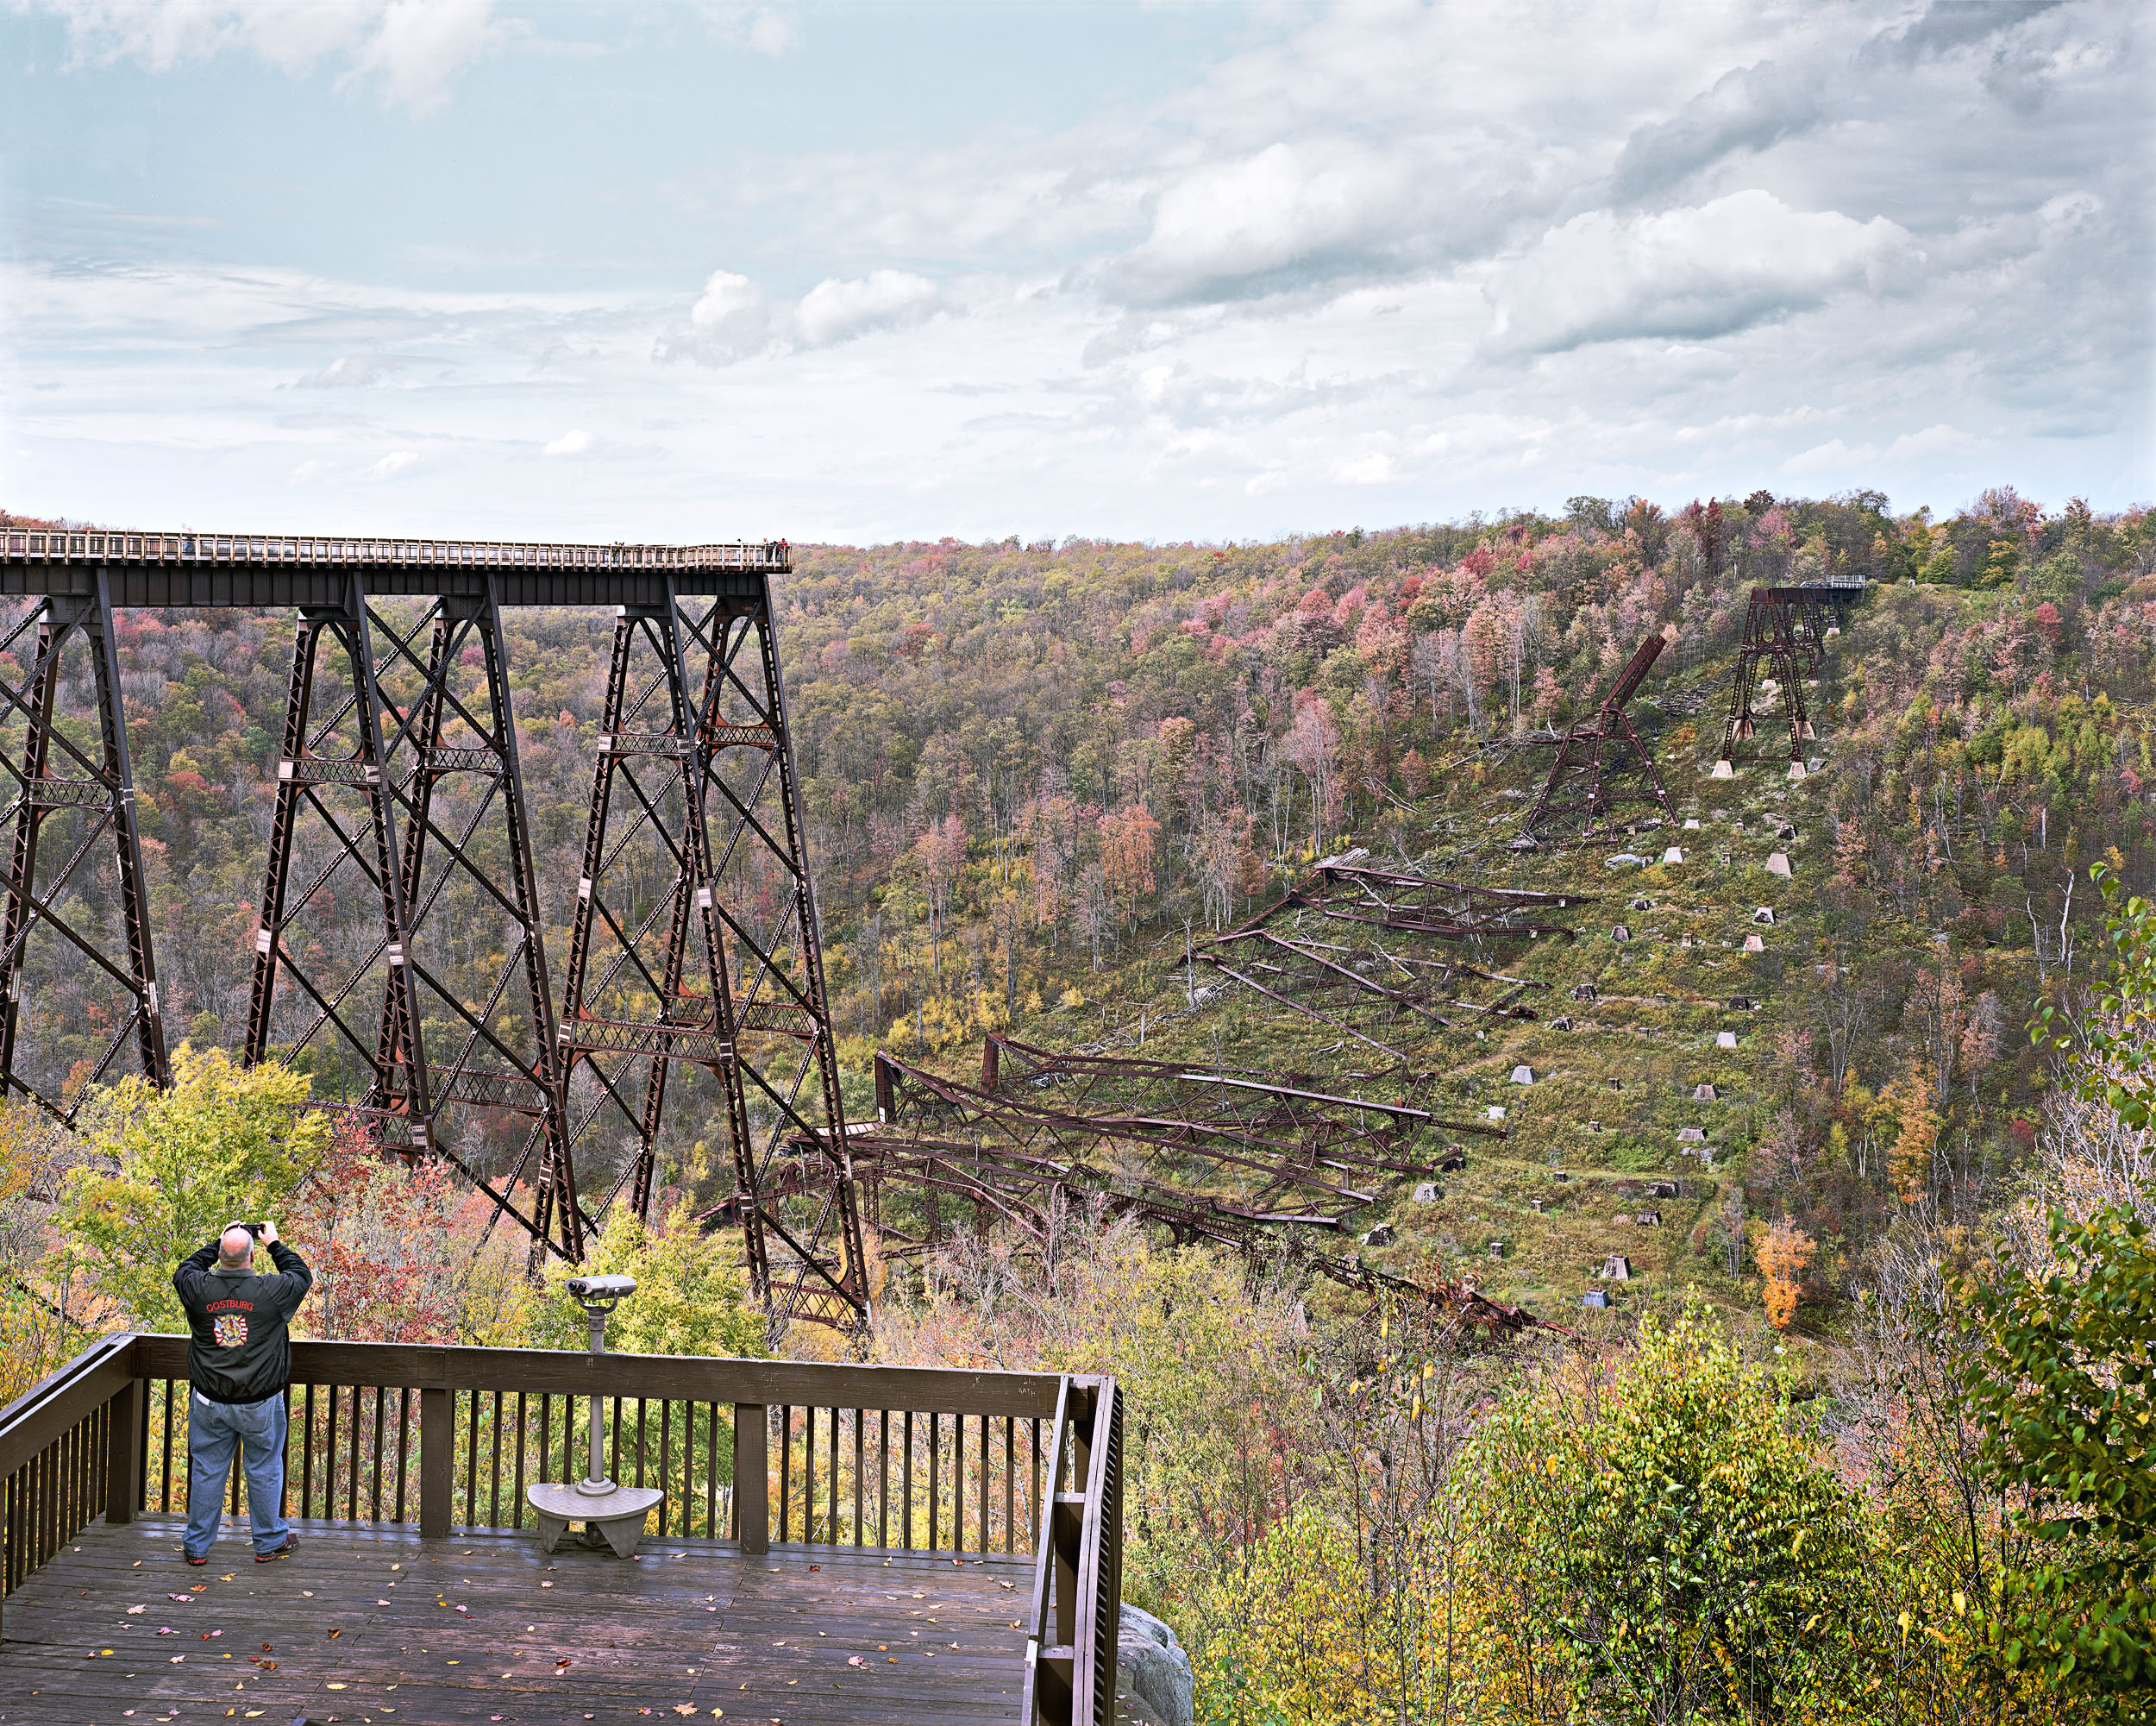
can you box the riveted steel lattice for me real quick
[243,580,574,1252]
[0,529,856,1336]
[561,585,865,1335]
[0,578,168,1119]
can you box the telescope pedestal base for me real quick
[527,1482,664,1559]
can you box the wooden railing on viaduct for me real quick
[0,1335,1124,1726]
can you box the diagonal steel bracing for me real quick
[243,581,573,1256]
[0,581,169,1119]
[559,581,865,1335]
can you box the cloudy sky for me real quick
[1,0,2147,543]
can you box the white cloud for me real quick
[1112,141,1418,304]
[685,270,772,357]
[348,0,500,111]
[542,429,592,457]
[1483,190,1918,354]
[29,0,503,110]
[365,449,418,477]
[792,271,946,348]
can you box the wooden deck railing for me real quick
[0,1334,1120,1725]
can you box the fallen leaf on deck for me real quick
[846,1656,864,1667]
[674,1706,697,1717]
[126,1604,147,1614]
[327,1683,348,1690]
[328,1628,342,1637]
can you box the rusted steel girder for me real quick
[1180,924,1549,1058]
[1521,633,1674,844]
[1168,862,1583,1060]
[856,1035,1502,1256]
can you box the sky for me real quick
[0,0,2148,544]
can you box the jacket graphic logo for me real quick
[212,1312,249,1350]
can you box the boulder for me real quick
[1694,1083,1718,1102]
[1612,925,1631,942]
[1766,851,1792,876]
[1413,1182,1441,1205]
[1743,933,1765,951]
[1716,1031,1739,1049]
[1601,1254,1633,1280]
[1361,1223,1395,1247]
[1662,846,1685,864]
[1510,1064,1534,1085]
[1678,1127,1707,1144]
[1683,817,1702,829]
[1118,1604,1195,1726]
[1752,907,1775,925]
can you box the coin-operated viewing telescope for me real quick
[526,1273,664,1557]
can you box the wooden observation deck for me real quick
[1,1337,1125,1725]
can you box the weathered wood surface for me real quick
[1,1515,1030,1724]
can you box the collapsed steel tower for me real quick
[0,526,864,1333]
[1521,633,1674,844]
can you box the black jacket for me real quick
[172,1240,313,1405]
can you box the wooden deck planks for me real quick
[2,1516,1030,1725]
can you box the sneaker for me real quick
[254,1534,298,1564]
[183,1551,208,1566]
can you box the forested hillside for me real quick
[7,488,2156,1720]
[4,486,2154,1321]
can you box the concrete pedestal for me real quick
[527,1482,664,1559]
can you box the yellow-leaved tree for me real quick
[58,1045,327,1331]
[1755,1216,1816,1331]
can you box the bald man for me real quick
[172,1220,312,1566]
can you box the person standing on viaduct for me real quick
[172,1220,312,1565]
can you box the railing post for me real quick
[104,1374,142,1524]
[419,1387,453,1538]
[733,1403,768,1555]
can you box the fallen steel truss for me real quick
[1174,862,1586,1059]
[0,527,865,1333]
[1716,584,1864,775]
[855,1036,1537,1332]
[1521,634,1672,844]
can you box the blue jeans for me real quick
[184,1390,289,1558]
